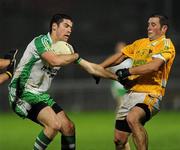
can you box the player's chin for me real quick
[148,34,153,40]
[63,36,69,42]
[59,37,68,42]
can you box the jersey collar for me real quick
[149,35,166,46]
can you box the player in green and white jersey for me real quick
[8,14,118,150]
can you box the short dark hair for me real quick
[149,13,169,27]
[49,13,73,33]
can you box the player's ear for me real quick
[52,23,58,31]
[162,25,168,33]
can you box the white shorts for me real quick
[116,91,162,120]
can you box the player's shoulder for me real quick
[34,33,52,50]
[136,38,148,42]
[133,38,148,45]
[35,34,51,44]
[163,38,174,47]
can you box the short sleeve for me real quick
[34,35,51,55]
[152,40,175,62]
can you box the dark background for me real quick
[0,0,180,112]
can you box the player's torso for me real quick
[11,34,60,93]
[133,38,162,65]
[129,37,173,96]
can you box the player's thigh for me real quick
[127,93,161,125]
[127,106,146,123]
[37,106,60,128]
[117,92,161,121]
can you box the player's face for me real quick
[56,19,73,42]
[147,17,165,41]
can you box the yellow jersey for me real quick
[122,35,175,96]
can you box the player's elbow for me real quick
[153,66,160,72]
[148,65,160,72]
[150,58,164,72]
[147,60,163,73]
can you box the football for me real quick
[109,58,133,73]
[50,41,74,54]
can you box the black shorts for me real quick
[115,103,151,133]
[27,102,63,124]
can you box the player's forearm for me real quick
[79,59,118,80]
[129,58,164,75]
[113,55,127,66]
[0,73,9,84]
[57,53,79,66]
[100,52,124,68]
[0,59,10,69]
[94,67,118,80]
[49,53,79,67]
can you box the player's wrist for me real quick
[75,56,82,64]
[5,71,12,78]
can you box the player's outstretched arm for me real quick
[3,49,18,67]
[1,49,19,79]
[100,52,126,68]
[0,59,10,69]
[0,73,9,84]
[77,58,118,80]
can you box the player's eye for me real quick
[151,23,156,27]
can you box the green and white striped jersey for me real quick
[9,33,60,94]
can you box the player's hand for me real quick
[5,49,18,78]
[116,68,130,80]
[4,49,18,62]
[5,60,15,78]
[118,78,128,86]
[92,75,100,84]
[74,50,82,64]
[73,49,81,64]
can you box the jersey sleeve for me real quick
[122,43,134,58]
[122,39,142,58]
[152,39,175,62]
[34,35,52,56]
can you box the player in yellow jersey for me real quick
[99,13,175,150]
